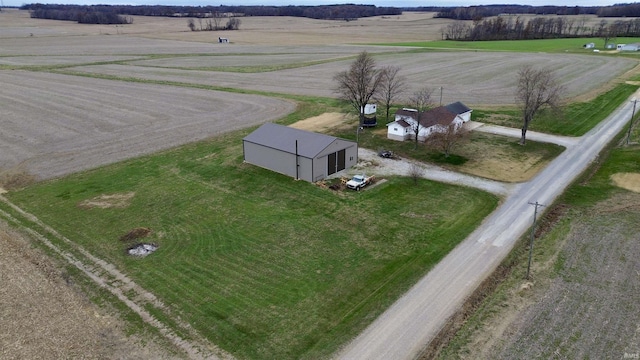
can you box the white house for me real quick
[386,102,472,142]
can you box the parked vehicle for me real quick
[378,149,393,158]
[346,174,374,191]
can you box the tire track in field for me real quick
[0,194,233,360]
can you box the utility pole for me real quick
[526,201,545,280]
[439,86,443,106]
[627,98,637,146]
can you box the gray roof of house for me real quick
[243,123,342,158]
[445,101,472,115]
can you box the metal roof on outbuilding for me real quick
[243,123,338,158]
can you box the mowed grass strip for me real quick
[379,37,640,53]
[473,83,639,136]
[7,127,498,359]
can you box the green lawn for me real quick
[6,126,498,359]
[473,83,639,136]
[377,37,640,53]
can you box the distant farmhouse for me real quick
[243,123,357,182]
[386,102,472,142]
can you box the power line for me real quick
[526,201,545,280]
[627,98,637,146]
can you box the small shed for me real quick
[243,123,358,182]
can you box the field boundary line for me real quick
[0,194,231,360]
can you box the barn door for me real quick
[337,149,346,172]
[327,152,337,175]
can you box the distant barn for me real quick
[243,123,358,182]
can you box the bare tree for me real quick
[376,65,406,123]
[408,162,423,185]
[408,88,434,149]
[187,18,196,31]
[334,51,384,128]
[516,65,564,145]
[426,122,470,158]
[226,17,241,30]
[211,11,222,30]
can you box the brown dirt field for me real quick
[0,221,181,360]
[488,196,640,360]
[0,71,294,180]
[0,9,447,45]
[439,192,640,360]
[66,51,635,106]
[611,172,640,192]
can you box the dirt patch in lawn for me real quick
[78,192,135,209]
[290,112,353,132]
[611,172,640,193]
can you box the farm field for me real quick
[62,50,635,105]
[436,144,640,360]
[0,71,294,180]
[0,220,182,359]
[2,8,640,360]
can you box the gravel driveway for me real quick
[348,148,516,197]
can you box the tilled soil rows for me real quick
[0,71,295,180]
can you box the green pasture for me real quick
[379,37,640,53]
[6,124,498,359]
[472,83,639,136]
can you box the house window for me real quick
[393,127,398,131]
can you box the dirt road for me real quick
[335,92,640,359]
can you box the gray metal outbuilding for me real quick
[243,123,358,182]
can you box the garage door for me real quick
[327,149,346,175]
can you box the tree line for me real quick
[27,5,132,25]
[187,17,240,32]
[22,4,401,21]
[433,3,640,21]
[433,5,599,21]
[443,16,640,41]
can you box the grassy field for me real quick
[381,37,640,53]
[473,83,639,136]
[434,131,640,359]
[5,124,498,359]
